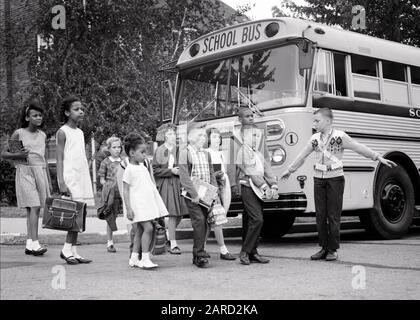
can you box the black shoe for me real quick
[60,251,79,265]
[25,248,33,255]
[168,246,181,255]
[325,250,338,261]
[220,252,236,260]
[239,251,250,265]
[203,252,211,258]
[310,248,328,260]
[75,257,92,264]
[32,246,48,256]
[193,256,209,268]
[249,253,270,264]
[107,245,117,253]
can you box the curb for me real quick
[0,221,362,245]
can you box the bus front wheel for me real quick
[261,213,295,239]
[360,165,414,239]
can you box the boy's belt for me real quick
[314,161,343,172]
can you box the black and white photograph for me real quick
[1,0,419,310]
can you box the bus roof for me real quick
[176,17,420,69]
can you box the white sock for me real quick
[62,242,72,256]
[130,252,139,262]
[71,245,82,259]
[26,239,33,250]
[107,240,114,247]
[32,240,41,251]
[220,245,228,255]
[141,252,150,261]
[170,240,178,249]
[166,230,170,240]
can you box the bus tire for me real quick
[261,213,295,239]
[363,165,414,239]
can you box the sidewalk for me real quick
[0,209,245,245]
[1,205,363,245]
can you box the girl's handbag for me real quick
[149,220,167,255]
[207,198,228,226]
[42,197,87,232]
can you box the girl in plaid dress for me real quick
[1,101,51,256]
[98,136,123,253]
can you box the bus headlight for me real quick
[266,120,286,141]
[270,147,286,165]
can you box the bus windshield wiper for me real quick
[189,81,219,123]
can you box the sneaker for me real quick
[325,250,338,261]
[310,248,328,260]
[139,259,158,269]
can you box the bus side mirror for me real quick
[160,79,174,124]
[298,41,314,71]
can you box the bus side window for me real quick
[351,54,380,100]
[382,60,409,105]
[314,50,333,94]
[410,66,420,106]
[333,53,347,97]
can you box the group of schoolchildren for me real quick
[2,96,237,269]
[3,95,397,270]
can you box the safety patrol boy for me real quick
[280,108,396,261]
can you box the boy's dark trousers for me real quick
[314,176,345,250]
[185,199,209,258]
[240,185,263,255]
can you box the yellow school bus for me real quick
[160,18,420,239]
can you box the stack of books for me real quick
[181,177,218,209]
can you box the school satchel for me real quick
[42,197,87,232]
[149,220,167,255]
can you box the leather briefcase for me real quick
[42,197,87,232]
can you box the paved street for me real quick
[1,228,419,300]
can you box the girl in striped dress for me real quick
[56,96,95,265]
[1,101,51,256]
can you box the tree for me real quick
[272,0,420,47]
[26,0,247,143]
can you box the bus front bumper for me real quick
[228,192,307,216]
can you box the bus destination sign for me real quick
[181,21,283,64]
[202,23,263,54]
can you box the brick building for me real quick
[0,0,41,135]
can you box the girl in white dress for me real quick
[205,128,236,261]
[123,133,168,269]
[56,96,94,265]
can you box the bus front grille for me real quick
[228,192,307,216]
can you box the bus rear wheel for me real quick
[261,213,295,239]
[360,165,414,239]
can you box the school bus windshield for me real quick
[176,44,310,123]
